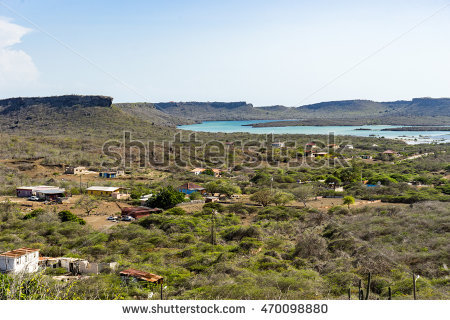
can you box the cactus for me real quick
[388,287,392,300]
[348,288,351,300]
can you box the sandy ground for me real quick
[1,193,406,230]
[0,158,168,186]
[0,194,132,230]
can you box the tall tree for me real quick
[250,189,274,207]
[75,195,99,216]
[292,185,314,207]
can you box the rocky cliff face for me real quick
[0,95,113,114]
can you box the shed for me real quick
[121,207,162,219]
[205,196,219,203]
[177,182,206,195]
[120,268,164,284]
[35,188,66,201]
[120,268,164,299]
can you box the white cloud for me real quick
[0,17,38,89]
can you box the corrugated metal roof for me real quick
[36,188,65,194]
[16,185,56,190]
[0,248,39,258]
[120,268,163,283]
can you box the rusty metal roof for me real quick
[120,268,163,283]
[0,247,39,258]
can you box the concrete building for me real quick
[39,257,118,275]
[16,185,56,198]
[86,186,124,197]
[65,166,87,175]
[0,248,40,274]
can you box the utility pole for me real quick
[211,209,216,245]
[79,174,82,193]
[413,273,417,300]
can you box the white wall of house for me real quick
[0,251,39,273]
[56,258,118,274]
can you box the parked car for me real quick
[107,216,117,221]
[121,216,135,222]
[28,196,40,201]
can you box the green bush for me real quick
[165,207,187,215]
[256,206,304,221]
[189,192,203,200]
[203,202,225,212]
[237,237,263,252]
[44,267,68,276]
[146,186,185,209]
[58,210,86,225]
[221,225,262,241]
[256,256,288,271]
[23,208,46,220]
[327,205,350,215]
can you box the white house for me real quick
[0,248,40,274]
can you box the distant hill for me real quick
[150,98,450,125]
[114,102,194,126]
[153,101,270,120]
[0,96,448,137]
[297,98,450,118]
[0,95,113,114]
[0,95,177,139]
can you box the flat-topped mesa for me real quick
[0,95,113,113]
[154,101,250,109]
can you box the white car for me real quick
[28,196,40,201]
[107,216,117,221]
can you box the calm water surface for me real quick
[178,120,450,144]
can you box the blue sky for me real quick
[0,0,449,105]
